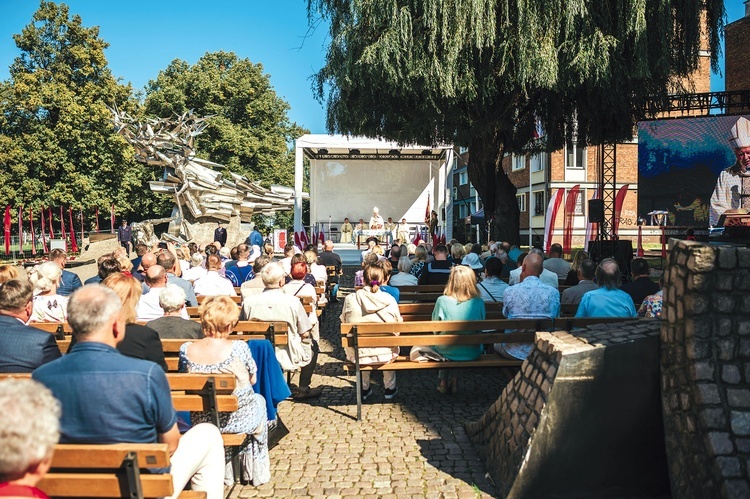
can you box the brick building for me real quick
[725,2,750,93]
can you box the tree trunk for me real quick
[467,134,520,246]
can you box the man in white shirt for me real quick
[193,254,237,296]
[137,265,189,321]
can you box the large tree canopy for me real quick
[0,1,170,219]
[144,51,307,189]
[309,0,725,244]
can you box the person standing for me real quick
[246,224,263,248]
[340,218,353,244]
[117,220,132,254]
[213,222,228,247]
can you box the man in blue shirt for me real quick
[49,249,82,296]
[225,243,255,286]
[576,258,637,318]
[33,285,225,498]
[246,224,263,248]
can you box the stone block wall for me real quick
[467,320,665,498]
[661,241,750,497]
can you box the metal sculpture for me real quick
[110,108,295,238]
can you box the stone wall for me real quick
[661,241,750,497]
[467,320,666,498]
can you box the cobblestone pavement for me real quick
[230,266,509,499]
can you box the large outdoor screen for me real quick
[638,115,750,228]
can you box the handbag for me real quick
[267,415,290,450]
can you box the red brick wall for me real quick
[726,16,750,92]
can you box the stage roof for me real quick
[296,134,452,161]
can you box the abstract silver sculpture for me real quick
[110,108,295,239]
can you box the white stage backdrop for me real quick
[310,159,442,225]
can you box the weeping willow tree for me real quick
[308,0,725,244]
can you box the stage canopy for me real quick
[294,135,454,238]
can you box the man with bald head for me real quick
[575,258,637,318]
[497,252,560,360]
[508,248,559,288]
[33,285,225,498]
[133,251,157,283]
[137,265,189,321]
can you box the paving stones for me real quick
[229,265,501,498]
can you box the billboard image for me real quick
[638,115,750,228]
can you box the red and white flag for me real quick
[584,188,600,253]
[612,184,630,238]
[3,206,10,255]
[18,206,23,253]
[47,208,55,239]
[68,207,78,253]
[40,208,48,253]
[319,230,325,246]
[60,206,66,244]
[543,188,565,254]
[562,185,581,256]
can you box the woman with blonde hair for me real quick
[410,244,428,280]
[179,296,270,485]
[341,263,402,400]
[564,250,589,285]
[0,264,20,286]
[413,265,486,394]
[28,261,68,322]
[100,273,167,371]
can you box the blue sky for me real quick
[0,1,745,136]
[0,1,331,133]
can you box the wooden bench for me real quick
[341,317,643,420]
[38,443,206,498]
[196,295,242,304]
[398,302,505,321]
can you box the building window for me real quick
[534,191,545,216]
[512,154,525,171]
[453,187,458,200]
[573,189,585,215]
[459,171,468,185]
[517,194,526,212]
[458,204,469,218]
[469,184,476,197]
[530,153,547,172]
[565,145,585,169]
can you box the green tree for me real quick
[308,0,724,244]
[144,51,307,195]
[0,1,171,221]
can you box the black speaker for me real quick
[588,199,605,223]
[588,240,634,281]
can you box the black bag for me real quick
[267,415,290,450]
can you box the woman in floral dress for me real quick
[178,296,270,486]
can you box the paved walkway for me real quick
[230,267,508,498]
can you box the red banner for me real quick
[612,184,630,238]
[47,207,55,239]
[68,207,78,253]
[18,206,23,253]
[29,208,36,255]
[60,206,66,245]
[562,185,581,256]
[40,208,48,253]
[3,206,10,255]
[543,188,565,254]
[80,208,84,246]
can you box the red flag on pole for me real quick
[562,185,581,256]
[60,206,66,247]
[40,208,48,253]
[95,207,100,233]
[18,206,23,254]
[29,208,36,255]
[68,207,78,253]
[80,208,84,245]
[3,206,10,255]
[543,189,566,254]
[110,204,115,233]
[612,184,630,238]
[47,208,55,239]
